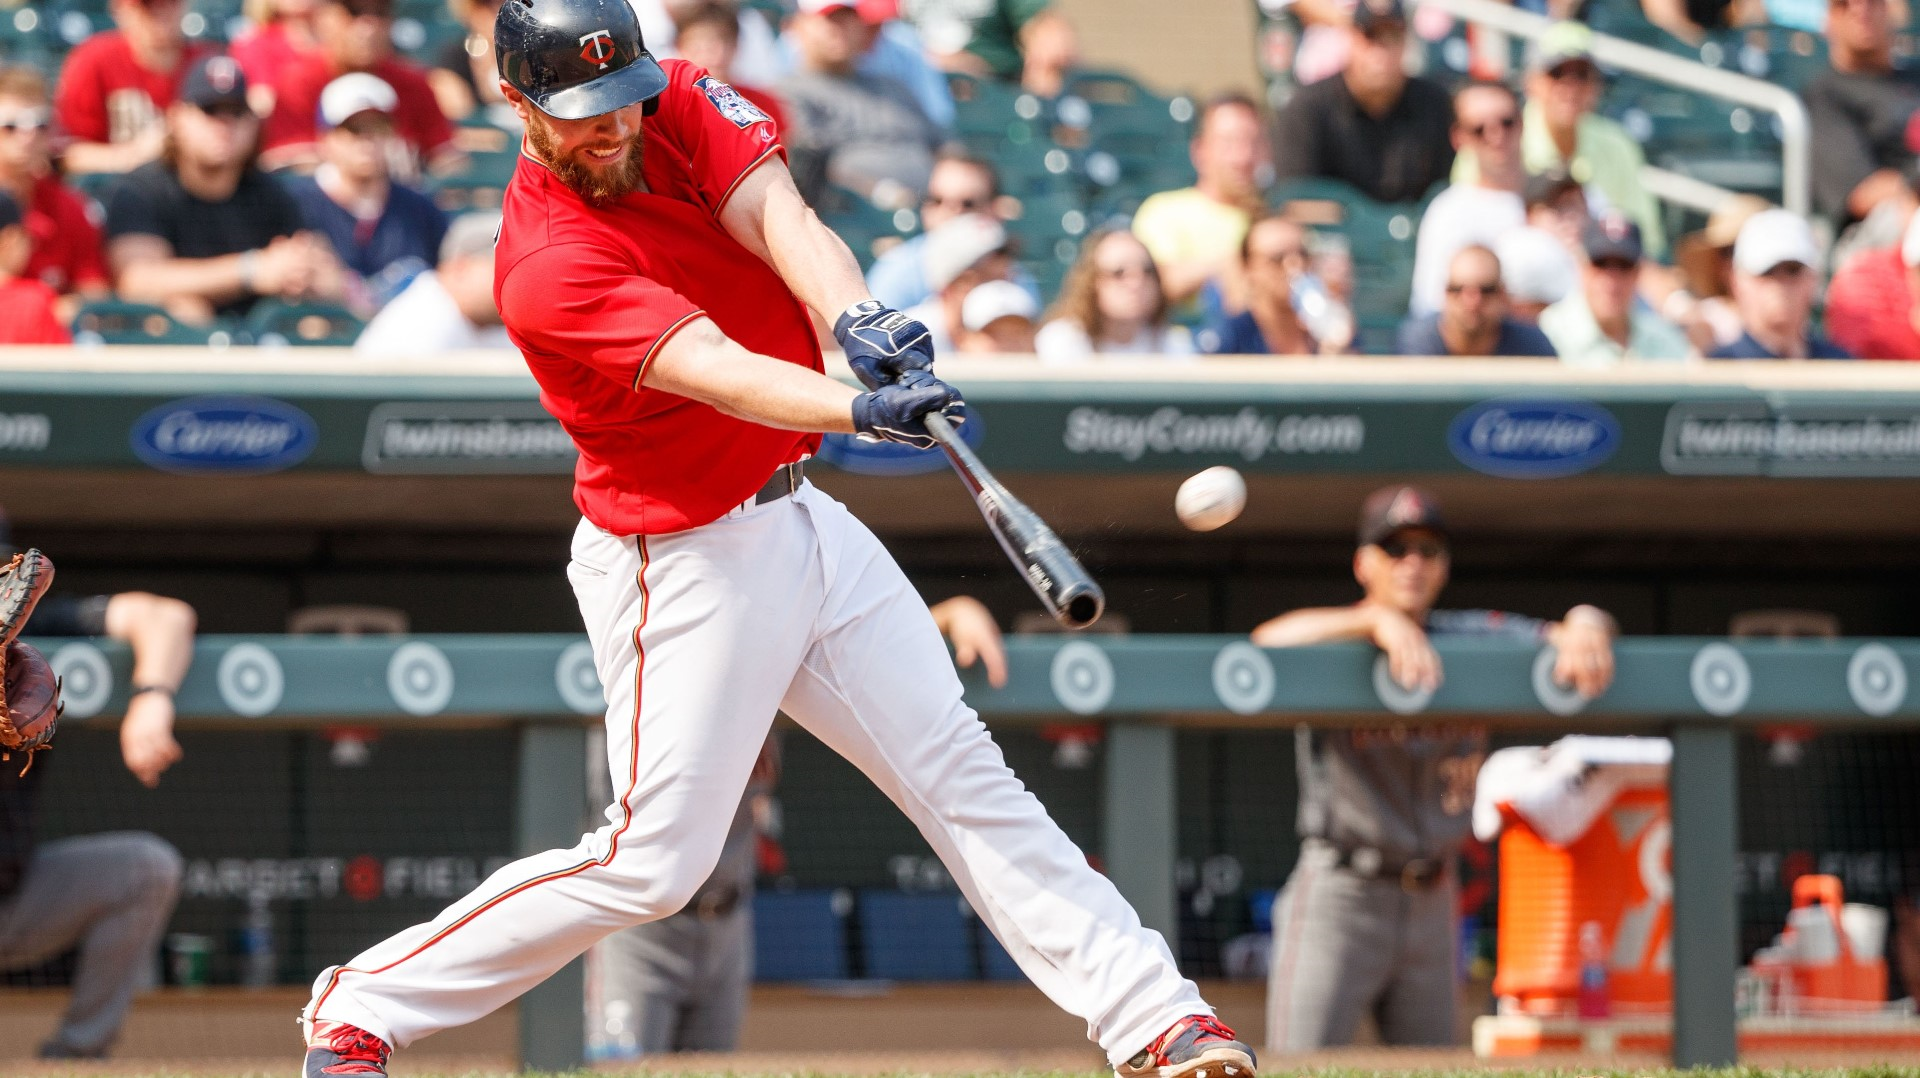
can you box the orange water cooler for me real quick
[1493,787,1672,1014]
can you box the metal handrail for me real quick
[1412,0,1812,217]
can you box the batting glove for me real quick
[835,300,935,389]
[851,369,965,449]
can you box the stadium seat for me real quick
[70,301,238,346]
[856,890,975,980]
[246,300,366,346]
[752,888,850,982]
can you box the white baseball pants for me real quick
[305,481,1207,1063]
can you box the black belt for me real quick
[751,461,805,506]
[1317,841,1448,892]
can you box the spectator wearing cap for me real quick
[1667,193,1769,351]
[866,149,1039,310]
[1541,214,1691,365]
[1036,227,1195,363]
[1272,0,1455,205]
[1494,227,1576,324]
[955,278,1039,353]
[1708,209,1851,359]
[1396,244,1557,356]
[106,56,347,323]
[1409,80,1527,316]
[1825,208,1920,359]
[287,73,448,305]
[1254,484,1617,1053]
[1204,214,1323,354]
[1132,93,1269,309]
[261,0,460,179]
[1492,23,1664,258]
[903,212,1015,354]
[54,0,213,174]
[356,211,510,353]
[779,0,944,208]
[0,192,71,344]
[1803,0,1920,229]
[0,67,110,309]
[895,0,1052,80]
[1522,168,1589,259]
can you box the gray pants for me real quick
[0,832,183,1057]
[1265,841,1457,1053]
[587,904,751,1058]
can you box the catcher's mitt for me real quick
[1,642,60,770]
[0,549,53,735]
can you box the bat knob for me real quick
[1059,583,1105,630]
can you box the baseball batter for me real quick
[298,2,1257,1076]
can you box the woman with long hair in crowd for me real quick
[1035,228,1194,363]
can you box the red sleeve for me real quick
[656,60,785,215]
[54,40,110,143]
[388,63,454,155]
[500,242,706,390]
[262,62,323,151]
[54,187,108,288]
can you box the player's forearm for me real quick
[645,318,858,433]
[722,161,873,322]
[104,592,197,691]
[1250,605,1381,647]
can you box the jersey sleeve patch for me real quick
[695,75,772,129]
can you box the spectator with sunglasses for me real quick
[865,149,1039,310]
[0,67,110,310]
[105,57,347,323]
[1482,23,1665,258]
[1803,0,1920,232]
[1272,0,1455,205]
[1253,485,1617,1052]
[1202,213,1338,354]
[1409,80,1527,317]
[1036,228,1195,362]
[1396,245,1556,357]
[1541,214,1691,365]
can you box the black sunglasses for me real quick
[1378,535,1448,559]
[1464,115,1518,139]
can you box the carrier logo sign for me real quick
[1662,401,1920,476]
[131,396,317,474]
[1447,398,1620,478]
[363,401,576,474]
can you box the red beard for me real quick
[527,114,646,206]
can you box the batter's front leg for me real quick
[779,488,1211,1067]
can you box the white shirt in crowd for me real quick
[1034,319,1197,364]
[1407,184,1527,317]
[355,271,512,355]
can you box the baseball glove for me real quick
[1,642,60,768]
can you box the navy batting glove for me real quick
[851,369,965,449]
[836,300,935,390]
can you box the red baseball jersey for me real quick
[496,59,822,536]
[54,33,211,144]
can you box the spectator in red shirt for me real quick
[1826,210,1920,359]
[0,192,73,345]
[671,0,786,132]
[0,67,110,311]
[54,0,210,175]
[260,0,462,179]
[230,0,325,115]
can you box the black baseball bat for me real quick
[923,411,1105,630]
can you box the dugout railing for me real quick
[26,632,1919,1069]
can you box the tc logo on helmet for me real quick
[578,29,616,68]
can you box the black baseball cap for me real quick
[179,55,250,111]
[1353,0,1407,32]
[1358,485,1448,548]
[1582,213,1643,263]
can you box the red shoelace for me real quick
[1148,1015,1240,1061]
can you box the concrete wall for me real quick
[1053,0,1263,98]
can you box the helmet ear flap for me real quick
[644,95,661,117]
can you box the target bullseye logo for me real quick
[218,643,285,717]
[1847,643,1907,717]
[1050,640,1113,715]
[555,641,606,714]
[1372,655,1434,714]
[1689,643,1751,716]
[48,642,113,718]
[1212,642,1274,715]
[386,642,454,716]
[1531,646,1590,716]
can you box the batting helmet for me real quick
[495,0,667,121]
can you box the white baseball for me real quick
[1175,466,1247,531]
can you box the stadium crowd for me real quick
[0,0,1913,361]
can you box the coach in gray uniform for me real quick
[1251,486,1618,1052]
